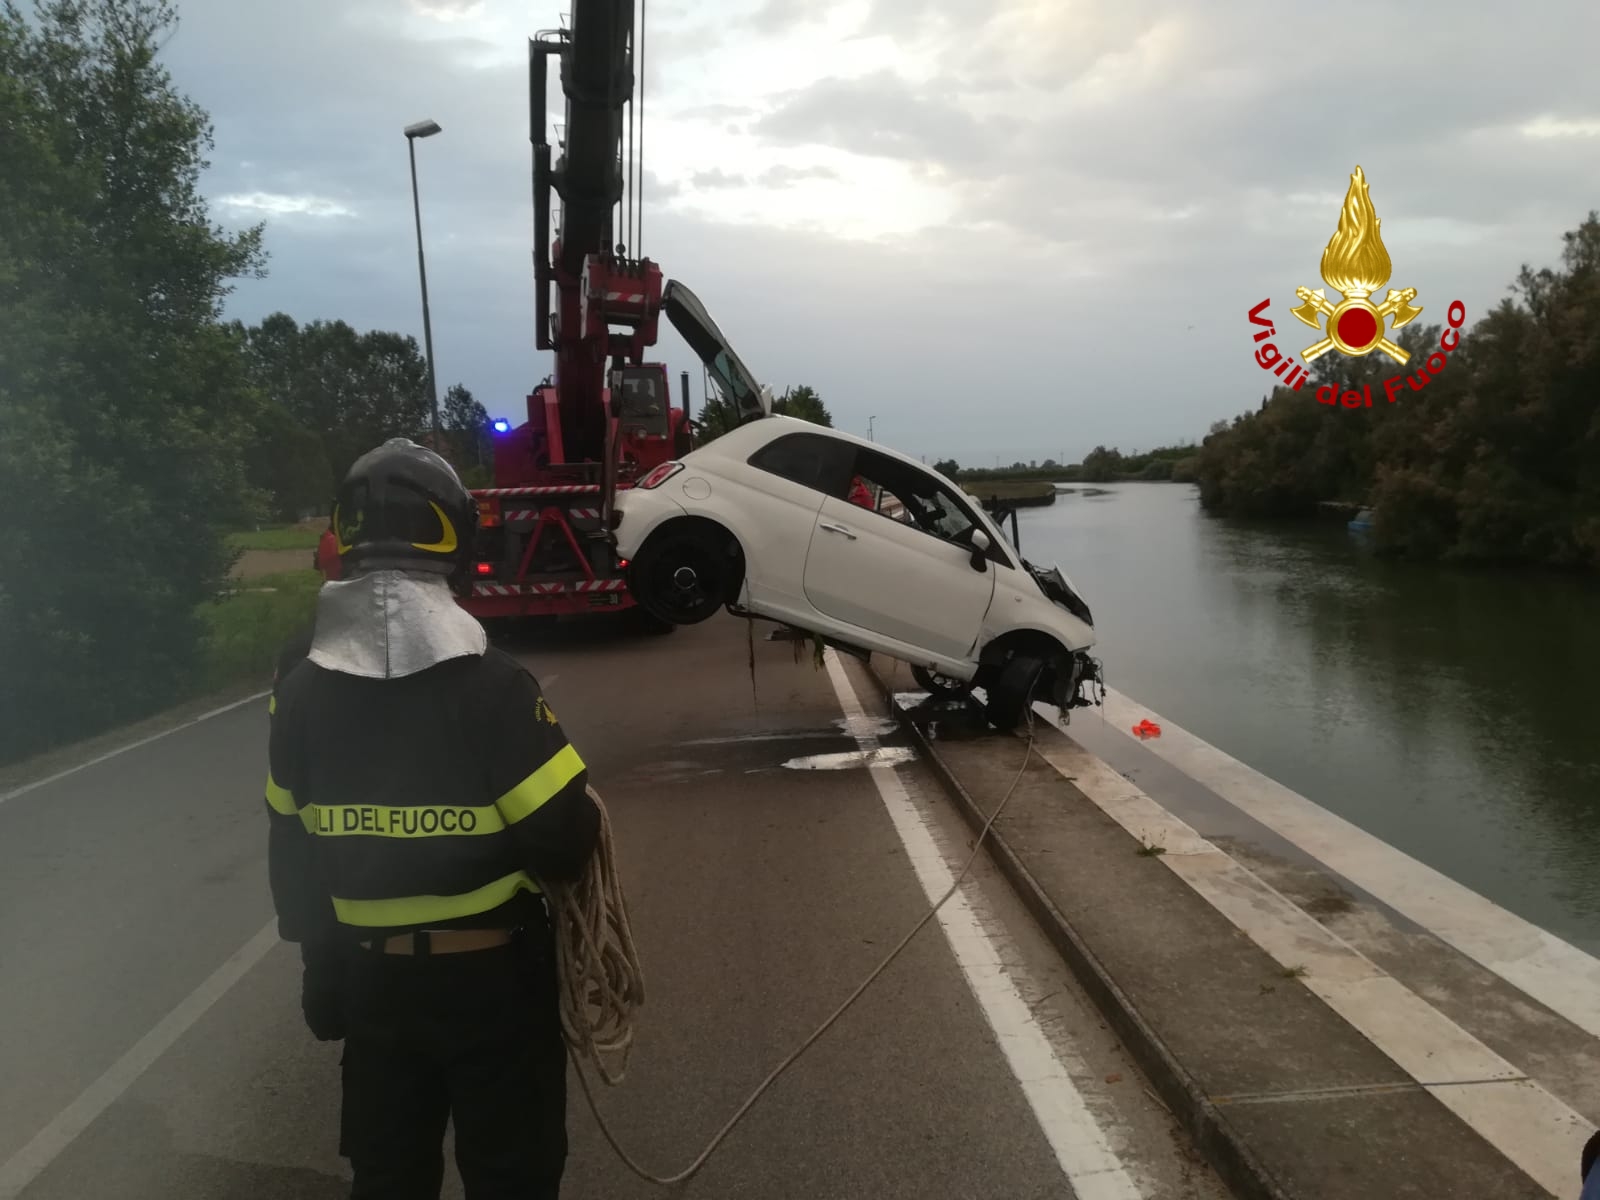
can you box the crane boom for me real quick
[460,1,767,627]
[549,1,629,279]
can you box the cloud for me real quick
[640,168,684,202]
[680,163,839,195]
[217,192,355,218]
[409,0,484,19]
[689,168,746,190]
[745,0,832,34]
[672,102,757,122]
[759,164,839,186]
[755,70,1016,169]
[1520,114,1600,140]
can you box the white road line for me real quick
[0,691,271,808]
[1093,687,1600,1044]
[825,652,1145,1200]
[1031,724,1587,1198]
[0,921,280,1198]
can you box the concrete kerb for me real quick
[871,668,1291,1200]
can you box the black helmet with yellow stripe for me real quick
[333,438,477,591]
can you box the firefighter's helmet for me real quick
[333,438,477,590]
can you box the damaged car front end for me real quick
[1021,558,1105,714]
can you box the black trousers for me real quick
[339,928,567,1199]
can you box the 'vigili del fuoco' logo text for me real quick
[1247,166,1466,409]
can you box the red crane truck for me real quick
[463,1,767,629]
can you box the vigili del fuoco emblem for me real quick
[1290,166,1422,365]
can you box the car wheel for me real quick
[912,664,972,700]
[629,525,736,625]
[985,654,1044,731]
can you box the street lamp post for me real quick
[868,415,877,442]
[405,118,443,448]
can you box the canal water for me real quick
[1017,482,1600,953]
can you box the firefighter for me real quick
[264,437,599,1199]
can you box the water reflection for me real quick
[1020,484,1600,951]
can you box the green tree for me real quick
[239,314,432,484]
[770,384,832,426]
[933,458,960,477]
[245,403,332,521]
[695,392,740,444]
[0,0,267,762]
[442,382,489,470]
[1080,446,1125,483]
[697,381,831,445]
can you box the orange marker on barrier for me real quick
[1132,719,1162,739]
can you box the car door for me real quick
[803,447,997,660]
[735,430,857,613]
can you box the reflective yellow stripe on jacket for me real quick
[496,743,584,824]
[265,773,296,816]
[331,869,541,927]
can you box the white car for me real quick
[613,415,1103,730]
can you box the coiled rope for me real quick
[542,681,1040,1187]
[542,785,647,1086]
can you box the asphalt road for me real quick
[0,614,1229,1199]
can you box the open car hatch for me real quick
[662,279,771,425]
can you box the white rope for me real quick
[543,693,1041,1188]
[541,785,646,1087]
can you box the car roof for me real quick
[696,416,1016,559]
[702,415,936,476]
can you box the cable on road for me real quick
[542,671,1042,1188]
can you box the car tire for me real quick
[629,525,737,626]
[912,664,972,701]
[985,654,1044,731]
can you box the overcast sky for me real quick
[163,0,1600,467]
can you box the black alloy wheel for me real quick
[631,530,731,625]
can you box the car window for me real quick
[616,367,669,436]
[849,448,1012,567]
[747,432,855,498]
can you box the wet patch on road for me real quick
[779,747,918,771]
[682,714,898,747]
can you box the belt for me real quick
[362,928,514,956]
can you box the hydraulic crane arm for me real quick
[530,2,634,347]
[529,2,657,466]
[527,0,767,469]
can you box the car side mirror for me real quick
[969,528,991,571]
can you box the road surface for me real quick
[0,615,1229,1199]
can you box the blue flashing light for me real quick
[491,418,511,434]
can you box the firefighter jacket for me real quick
[264,646,600,944]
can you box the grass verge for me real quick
[226,524,323,552]
[199,568,322,691]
